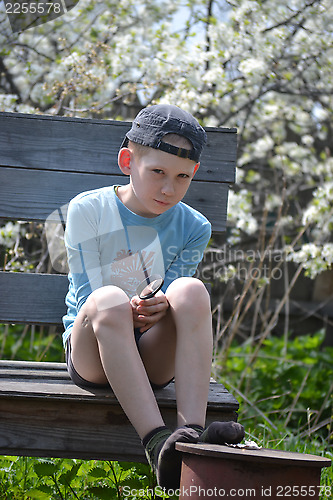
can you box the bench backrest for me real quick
[0,112,236,327]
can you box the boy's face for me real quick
[119,146,199,218]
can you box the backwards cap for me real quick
[121,104,207,163]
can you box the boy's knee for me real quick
[166,277,210,314]
[85,285,131,327]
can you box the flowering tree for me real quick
[1,0,332,328]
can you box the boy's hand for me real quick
[131,290,169,332]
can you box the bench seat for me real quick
[0,360,239,462]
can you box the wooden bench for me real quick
[0,111,238,462]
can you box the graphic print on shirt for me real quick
[110,249,155,297]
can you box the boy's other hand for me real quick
[131,291,169,332]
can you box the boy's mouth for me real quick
[154,199,171,207]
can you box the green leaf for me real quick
[88,486,116,499]
[37,484,54,494]
[119,462,137,471]
[33,462,58,478]
[88,466,107,478]
[131,462,151,476]
[58,462,81,485]
[27,487,53,499]
[122,477,146,489]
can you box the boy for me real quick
[63,104,244,490]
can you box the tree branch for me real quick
[263,0,321,32]
[0,56,22,102]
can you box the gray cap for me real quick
[121,104,207,162]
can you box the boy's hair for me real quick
[128,134,193,160]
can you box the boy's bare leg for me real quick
[135,277,212,489]
[138,277,213,427]
[171,278,213,427]
[69,280,242,490]
[69,285,165,439]
[139,277,244,459]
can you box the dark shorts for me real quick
[65,328,173,391]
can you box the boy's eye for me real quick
[152,169,189,179]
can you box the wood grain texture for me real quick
[0,272,68,324]
[0,360,239,410]
[0,274,210,326]
[0,167,230,231]
[0,361,239,461]
[0,398,237,461]
[0,112,236,182]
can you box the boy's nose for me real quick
[161,180,175,196]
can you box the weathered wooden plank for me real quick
[0,275,211,326]
[0,360,239,461]
[1,381,238,411]
[0,361,239,411]
[0,361,69,379]
[0,167,230,231]
[0,272,67,325]
[0,167,123,222]
[0,397,146,461]
[0,360,66,372]
[0,397,236,461]
[0,112,236,183]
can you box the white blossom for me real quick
[228,190,258,237]
[301,135,314,147]
[252,136,274,158]
[287,243,333,278]
[239,58,267,77]
[0,222,22,247]
[1,0,333,285]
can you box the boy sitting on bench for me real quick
[62,104,244,490]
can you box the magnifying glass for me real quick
[136,274,164,300]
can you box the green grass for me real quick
[0,458,157,499]
[215,331,333,444]
[0,324,332,499]
[213,330,333,500]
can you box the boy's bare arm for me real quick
[131,291,169,332]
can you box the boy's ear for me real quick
[193,162,200,176]
[118,148,132,175]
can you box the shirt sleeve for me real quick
[65,196,103,312]
[163,218,211,290]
